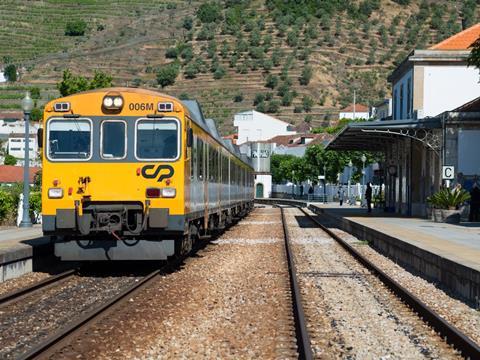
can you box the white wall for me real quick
[234,110,296,145]
[423,65,480,117]
[255,174,272,198]
[339,111,369,120]
[392,68,413,120]
[8,137,37,160]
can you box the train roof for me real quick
[182,100,252,167]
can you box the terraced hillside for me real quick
[0,0,478,133]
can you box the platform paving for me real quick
[308,203,480,304]
[312,204,480,272]
[0,225,51,282]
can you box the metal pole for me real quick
[19,111,32,227]
[362,160,365,203]
[323,165,327,203]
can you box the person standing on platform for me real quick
[338,187,345,206]
[308,185,314,201]
[469,183,480,221]
[365,182,373,213]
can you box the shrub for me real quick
[427,188,470,209]
[179,93,190,100]
[281,92,293,106]
[255,101,266,113]
[4,154,16,165]
[233,93,244,102]
[65,20,87,36]
[277,82,290,97]
[253,93,265,106]
[183,16,193,30]
[266,100,280,113]
[3,64,17,82]
[30,87,41,100]
[263,59,273,72]
[265,74,278,89]
[299,66,313,85]
[249,47,264,60]
[165,47,178,59]
[229,55,238,68]
[304,114,313,123]
[156,63,180,88]
[286,31,299,47]
[213,65,226,79]
[294,105,303,113]
[30,108,43,122]
[302,95,314,112]
[184,63,198,79]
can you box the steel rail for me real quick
[19,268,162,360]
[297,206,480,360]
[0,269,76,307]
[279,206,313,360]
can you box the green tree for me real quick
[302,95,314,112]
[30,108,43,122]
[213,65,226,79]
[468,37,480,79]
[182,16,193,30]
[57,69,112,96]
[197,2,223,23]
[156,63,180,88]
[4,154,16,165]
[30,87,41,100]
[265,74,278,89]
[65,20,87,36]
[3,64,17,82]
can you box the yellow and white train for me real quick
[39,88,254,260]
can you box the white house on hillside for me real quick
[233,110,296,145]
[388,23,480,120]
[339,104,370,120]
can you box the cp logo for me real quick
[141,165,174,182]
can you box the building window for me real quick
[393,89,398,120]
[399,84,404,119]
[407,78,412,118]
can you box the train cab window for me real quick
[101,121,126,159]
[136,119,179,160]
[47,119,92,160]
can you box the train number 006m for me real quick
[128,103,154,111]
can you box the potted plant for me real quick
[427,188,470,223]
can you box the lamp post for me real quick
[323,164,327,203]
[291,170,295,199]
[361,154,367,205]
[347,160,353,205]
[19,92,34,227]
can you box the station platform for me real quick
[307,203,480,304]
[0,225,52,282]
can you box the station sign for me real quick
[442,166,455,180]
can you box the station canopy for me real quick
[325,118,442,152]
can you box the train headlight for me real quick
[48,188,64,199]
[161,188,176,198]
[113,97,123,107]
[102,93,124,113]
[103,97,114,107]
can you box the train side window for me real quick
[101,120,126,160]
[191,136,196,179]
[198,139,203,180]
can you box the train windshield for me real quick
[47,119,92,160]
[136,119,178,160]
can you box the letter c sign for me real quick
[442,166,454,180]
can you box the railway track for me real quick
[0,269,76,307]
[279,206,313,360]
[289,205,480,359]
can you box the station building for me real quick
[327,24,480,217]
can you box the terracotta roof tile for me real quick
[430,23,480,50]
[0,165,40,183]
[340,104,369,113]
[265,133,333,147]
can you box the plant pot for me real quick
[432,209,460,223]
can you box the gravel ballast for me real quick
[45,207,298,359]
[285,207,461,359]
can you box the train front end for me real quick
[40,88,188,261]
